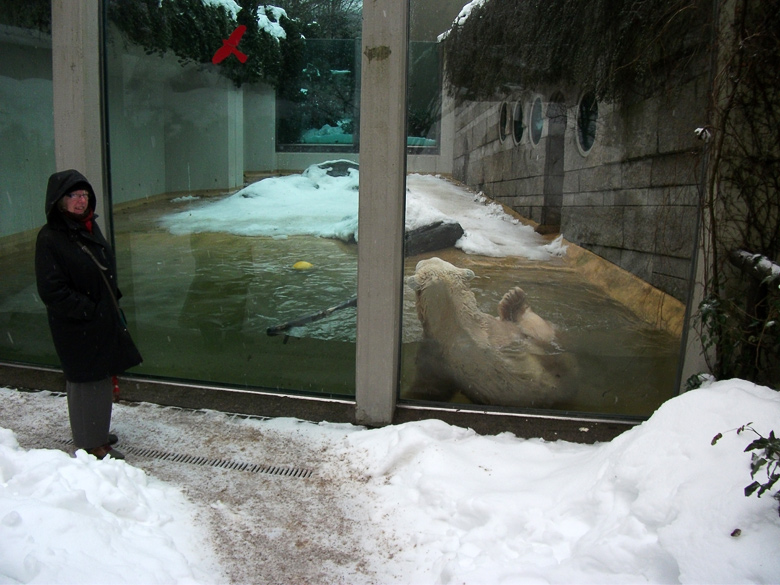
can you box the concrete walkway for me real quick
[0,388,400,585]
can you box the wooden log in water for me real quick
[267,296,357,336]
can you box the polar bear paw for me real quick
[498,287,529,322]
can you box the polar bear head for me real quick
[406,257,475,292]
[405,257,485,340]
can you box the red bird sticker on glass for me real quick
[212,25,247,64]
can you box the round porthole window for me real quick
[499,102,510,143]
[530,97,543,145]
[512,101,524,144]
[577,92,598,152]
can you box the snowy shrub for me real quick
[713,423,780,516]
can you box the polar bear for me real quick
[406,257,576,408]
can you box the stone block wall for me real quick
[451,78,708,302]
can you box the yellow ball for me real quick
[293,261,313,270]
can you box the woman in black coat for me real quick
[35,169,142,460]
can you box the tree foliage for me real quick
[0,0,51,33]
[107,0,309,89]
[273,0,361,39]
[697,0,780,388]
[713,423,780,517]
[276,38,358,143]
[440,0,710,103]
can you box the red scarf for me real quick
[81,210,94,234]
[64,209,94,233]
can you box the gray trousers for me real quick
[66,377,113,451]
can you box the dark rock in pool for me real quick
[318,160,359,177]
[404,221,464,256]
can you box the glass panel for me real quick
[577,91,598,152]
[530,96,544,146]
[105,1,359,395]
[512,101,524,144]
[408,41,441,151]
[0,3,57,369]
[498,101,509,143]
[274,38,442,153]
[401,0,699,418]
[276,38,359,151]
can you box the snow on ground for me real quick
[405,173,566,259]
[0,426,222,584]
[2,379,780,584]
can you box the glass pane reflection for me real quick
[402,0,692,418]
[276,39,359,149]
[530,96,544,145]
[0,3,57,370]
[105,4,359,395]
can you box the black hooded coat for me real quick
[35,169,142,383]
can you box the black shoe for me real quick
[105,446,125,460]
[108,433,118,445]
[87,444,125,460]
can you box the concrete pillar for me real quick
[228,86,245,189]
[51,1,106,230]
[355,0,409,426]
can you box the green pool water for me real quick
[0,195,680,418]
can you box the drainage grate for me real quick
[125,445,314,478]
[59,439,313,479]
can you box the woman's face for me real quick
[60,190,90,216]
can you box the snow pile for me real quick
[0,428,223,584]
[170,195,200,203]
[405,173,564,259]
[160,162,360,242]
[341,379,780,584]
[2,380,780,583]
[160,165,564,261]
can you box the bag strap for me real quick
[78,243,125,325]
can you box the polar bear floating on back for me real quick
[406,257,576,408]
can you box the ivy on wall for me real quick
[0,0,309,92]
[697,0,780,389]
[440,0,710,103]
[0,0,51,33]
[107,0,308,91]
